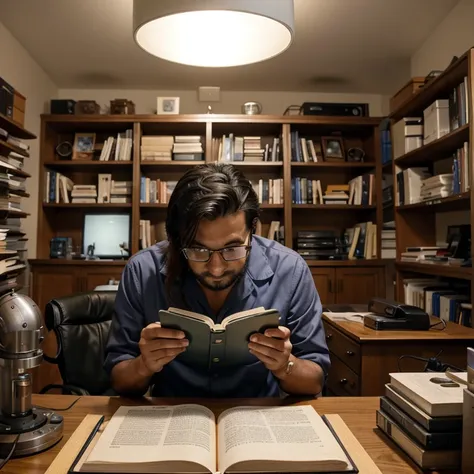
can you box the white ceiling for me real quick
[0,0,460,94]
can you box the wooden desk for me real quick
[323,314,474,396]
[2,394,430,474]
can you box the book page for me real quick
[217,406,351,473]
[82,404,216,473]
[166,307,215,327]
[221,306,267,327]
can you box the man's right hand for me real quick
[137,323,188,377]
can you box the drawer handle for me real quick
[326,333,333,340]
[340,378,348,385]
[346,350,355,356]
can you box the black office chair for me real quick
[39,291,117,396]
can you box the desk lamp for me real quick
[0,291,63,457]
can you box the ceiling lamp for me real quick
[133,0,294,67]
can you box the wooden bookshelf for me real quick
[0,113,36,295]
[391,47,474,325]
[31,113,391,313]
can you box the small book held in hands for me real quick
[159,306,280,368]
[71,404,358,473]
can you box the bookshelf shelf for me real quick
[394,124,469,168]
[42,203,132,209]
[225,161,283,168]
[291,162,375,168]
[396,261,472,281]
[0,139,29,158]
[9,169,31,179]
[43,160,134,167]
[0,209,29,218]
[396,192,470,212]
[0,113,36,139]
[292,204,376,210]
[140,161,204,168]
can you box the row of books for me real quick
[377,371,464,471]
[250,179,283,205]
[290,131,324,162]
[141,135,203,162]
[98,130,133,161]
[395,160,469,206]
[211,135,282,163]
[140,177,177,204]
[403,277,471,326]
[44,171,131,204]
[291,173,374,205]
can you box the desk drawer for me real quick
[323,322,361,374]
[327,354,360,396]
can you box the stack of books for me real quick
[71,184,97,204]
[377,371,464,471]
[172,136,203,161]
[140,135,173,161]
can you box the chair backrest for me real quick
[44,291,116,395]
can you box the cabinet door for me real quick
[31,266,81,393]
[335,267,385,305]
[309,267,335,306]
[81,267,124,292]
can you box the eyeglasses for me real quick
[182,235,252,263]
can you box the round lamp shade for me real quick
[133,0,294,67]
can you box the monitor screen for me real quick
[83,213,130,259]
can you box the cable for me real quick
[430,319,447,330]
[0,434,19,470]
[397,354,429,372]
[34,397,81,412]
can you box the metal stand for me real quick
[0,406,63,457]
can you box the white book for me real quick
[389,372,467,417]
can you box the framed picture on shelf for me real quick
[157,97,180,115]
[321,136,345,161]
[72,133,96,160]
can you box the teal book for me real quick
[159,306,280,369]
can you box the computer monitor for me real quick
[83,213,130,259]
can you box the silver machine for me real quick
[0,291,63,457]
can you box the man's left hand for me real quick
[248,326,292,374]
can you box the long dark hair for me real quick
[165,162,260,295]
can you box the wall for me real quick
[58,89,390,117]
[411,0,474,76]
[410,0,474,243]
[0,21,57,266]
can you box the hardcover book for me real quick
[159,306,280,368]
[71,404,359,473]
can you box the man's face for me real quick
[186,211,250,292]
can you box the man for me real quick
[104,162,330,397]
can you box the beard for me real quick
[193,258,249,292]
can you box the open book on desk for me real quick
[71,404,358,473]
[159,306,280,368]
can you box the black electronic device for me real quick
[50,237,71,258]
[301,102,369,117]
[50,99,76,115]
[363,297,431,330]
[0,77,14,118]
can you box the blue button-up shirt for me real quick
[104,235,330,397]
